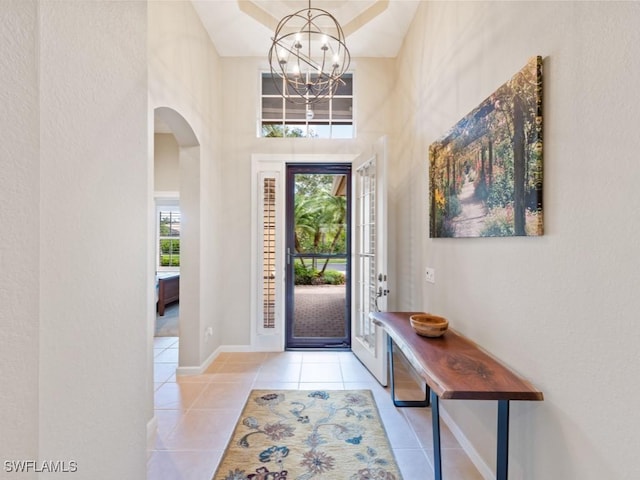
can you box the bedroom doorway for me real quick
[154,203,180,338]
[153,106,202,369]
[285,164,351,350]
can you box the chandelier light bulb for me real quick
[278,48,287,65]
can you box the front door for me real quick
[285,164,352,349]
[351,136,389,385]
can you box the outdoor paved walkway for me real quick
[293,285,346,337]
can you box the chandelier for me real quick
[268,1,351,106]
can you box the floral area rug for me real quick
[213,389,402,480]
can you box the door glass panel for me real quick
[351,137,388,385]
[287,168,351,348]
[354,161,377,351]
[292,255,347,339]
[293,173,347,255]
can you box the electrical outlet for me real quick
[425,267,435,283]
[205,327,213,338]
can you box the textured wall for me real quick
[392,1,640,478]
[0,1,39,473]
[154,133,180,192]
[37,2,148,477]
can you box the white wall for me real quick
[149,0,223,370]
[154,133,180,192]
[0,1,148,477]
[392,1,640,478]
[38,2,149,477]
[217,56,396,346]
[0,1,39,471]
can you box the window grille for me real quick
[260,73,354,139]
[158,209,180,271]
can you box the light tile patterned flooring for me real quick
[148,337,483,480]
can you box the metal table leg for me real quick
[431,389,442,480]
[497,400,510,480]
[387,335,430,407]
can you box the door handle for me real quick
[377,287,390,297]
[377,273,389,297]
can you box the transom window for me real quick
[260,73,354,139]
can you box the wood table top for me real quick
[372,311,544,401]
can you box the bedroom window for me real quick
[158,209,180,271]
[260,73,354,139]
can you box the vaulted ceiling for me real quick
[156,1,419,133]
[191,0,420,58]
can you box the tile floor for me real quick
[148,337,483,480]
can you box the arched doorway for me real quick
[153,107,201,368]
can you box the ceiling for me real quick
[191,0,420,58]
[156,1,419,133]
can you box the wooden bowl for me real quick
[409,314,449,338]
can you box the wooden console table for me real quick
[370,312,543,480]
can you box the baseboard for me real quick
[175,346,221,376]
[175,344,256,376]
[439,403,494,480]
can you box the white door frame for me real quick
[250,154,357,351]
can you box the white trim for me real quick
[250,153,359,352]
[175,346,222,376]
[154,191,180,202]
[253,154,357,164]
[251,158,286,352]
[175,344,276,376]
[439,404,494,480]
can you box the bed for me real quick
[156,273,179,316]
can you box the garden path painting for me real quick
[429,56,543,238]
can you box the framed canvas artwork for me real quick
[429,56,543,238]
